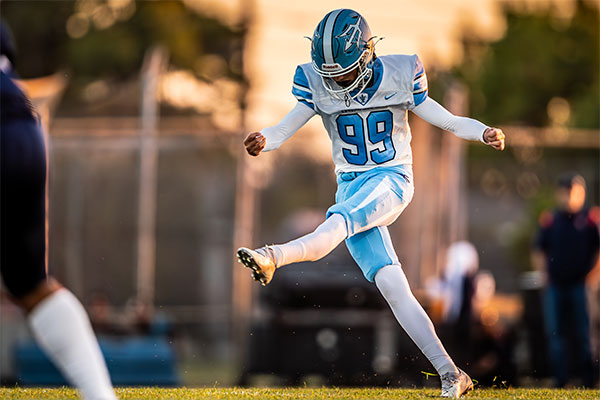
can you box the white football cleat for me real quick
[441,368,473,398]
[236,247,277,286]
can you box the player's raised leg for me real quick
[237,166,412,285]
[237,213,347,285]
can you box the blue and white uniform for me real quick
[262,54,488,281]
[292,54,426,174]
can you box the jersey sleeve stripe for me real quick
[293,66,311,89]
[413,73,427,93]
[296,98,315,110]
[293,94,314,104]
[293,81,310,90]
[292,85,313,100]
[412,56,428,107]
[414,56,425,79]
[413,90,428,107]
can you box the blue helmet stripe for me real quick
[323,9,343,64]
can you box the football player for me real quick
[237,9,504,398]
[0,24,117,400]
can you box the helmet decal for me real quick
[337,16,363,53]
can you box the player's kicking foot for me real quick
[441,368,473,398]
[236,247,277,286]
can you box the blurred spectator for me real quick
[426,241,479,337]
[121,297,152,335]
[426,242,518,385]
[531,173,600,388]
[88,292,118,334]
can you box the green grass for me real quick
[1,387,599,400]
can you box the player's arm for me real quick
[244,65,317,157]
[244,102,316,156]
[412,98,505,151]
[408,55,504,151]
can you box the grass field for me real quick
[1,387,599,400]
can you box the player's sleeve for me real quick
[412,97,488,142]
[261,102,316,152]
[412,56,428,107]
[292,66,315,110]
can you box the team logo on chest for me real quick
[355,92,370,106]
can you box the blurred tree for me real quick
[1,0,244,83]
[454,0,599,129]
[0,1,73,78]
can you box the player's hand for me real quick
[244,132,266,156]
[483,127,505,151]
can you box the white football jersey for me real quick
[292,54,428,174]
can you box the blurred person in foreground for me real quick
[237,9,505,398]
[531,173,600,388]
[0,23,117,400]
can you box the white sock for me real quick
[375,264,458,376]
[28,289,117,400]
[271,213,347,267]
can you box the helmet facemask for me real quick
[315,49,374,104]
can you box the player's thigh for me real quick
[345,225,399,282]
[0,121,48,298]
[329,172,413,236]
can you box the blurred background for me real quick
[0,0,598,389]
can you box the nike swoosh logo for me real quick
[385,92,397,100]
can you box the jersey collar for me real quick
[351,57,383,106]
